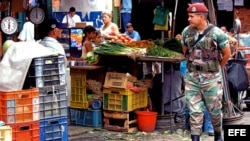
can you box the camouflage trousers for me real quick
[185,70,223,135]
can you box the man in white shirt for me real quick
[62,7,81,28]
[40,18,65,55]
[18,14,35,42]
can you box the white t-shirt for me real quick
[62,14,81,28]
[100,23,116,36]
[18,21,35,41]
[40,37,65,55]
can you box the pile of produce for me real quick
[94,42,143,59]
[125,40,155,49]
[110,34,133,44]
[163,38,183,54]
[154,38,183,54]
[146,45,184,58]
[91,39,184,60]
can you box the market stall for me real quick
[67,37,186,132]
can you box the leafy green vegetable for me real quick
[163,38,183,54]
[146,45,183,58]
[154,38,183,54]
[85,51,99,64]
[94,42,141,57]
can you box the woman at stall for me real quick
[81,25,97,58]
[100,10,120,40]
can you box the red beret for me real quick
[187,3,208,13]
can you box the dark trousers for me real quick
[121,13,131,33]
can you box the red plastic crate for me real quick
[0,88,40,124]
[9,121,40,141]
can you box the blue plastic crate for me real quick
[68,108,77,125]
[70,108,102,127]
[40,116,68,141]
[39,85,68,120]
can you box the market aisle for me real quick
[68,111,250,141]
[68,125,214,141]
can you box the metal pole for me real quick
[169,62,173,134]
[221,68,233,116]
[161,1,165,44]
[171,0,178,38]
[161,62,164,116]
[205,0,217,25]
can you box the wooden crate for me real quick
[103,110,137,132]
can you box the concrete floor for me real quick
[68,108,250,141]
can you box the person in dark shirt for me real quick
[162,62,185,122]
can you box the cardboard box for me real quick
[103,72,137,89]
[75,22,87,28]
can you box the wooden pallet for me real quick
[103,110,138,132]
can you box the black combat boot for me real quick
[191,135,200,141]
[214,132,223,141]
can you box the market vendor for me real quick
[124,23,141,41]
[100,10,120,40]
[62,7,81,28]
[40,18,65,56]
[18,11,35,42]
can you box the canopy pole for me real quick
[171,0,178,38]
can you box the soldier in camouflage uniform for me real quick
[181,3,231,141]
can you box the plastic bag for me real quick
[152,6,169,26]
[227,51,249,92]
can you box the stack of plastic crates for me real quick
[69,68,103,128]
[102,72,148,112]
[25,55,68,141]
[0,88,40,141]
[102,72,148,132]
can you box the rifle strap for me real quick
[191,25,214,47]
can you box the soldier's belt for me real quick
[187,61,219,72]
